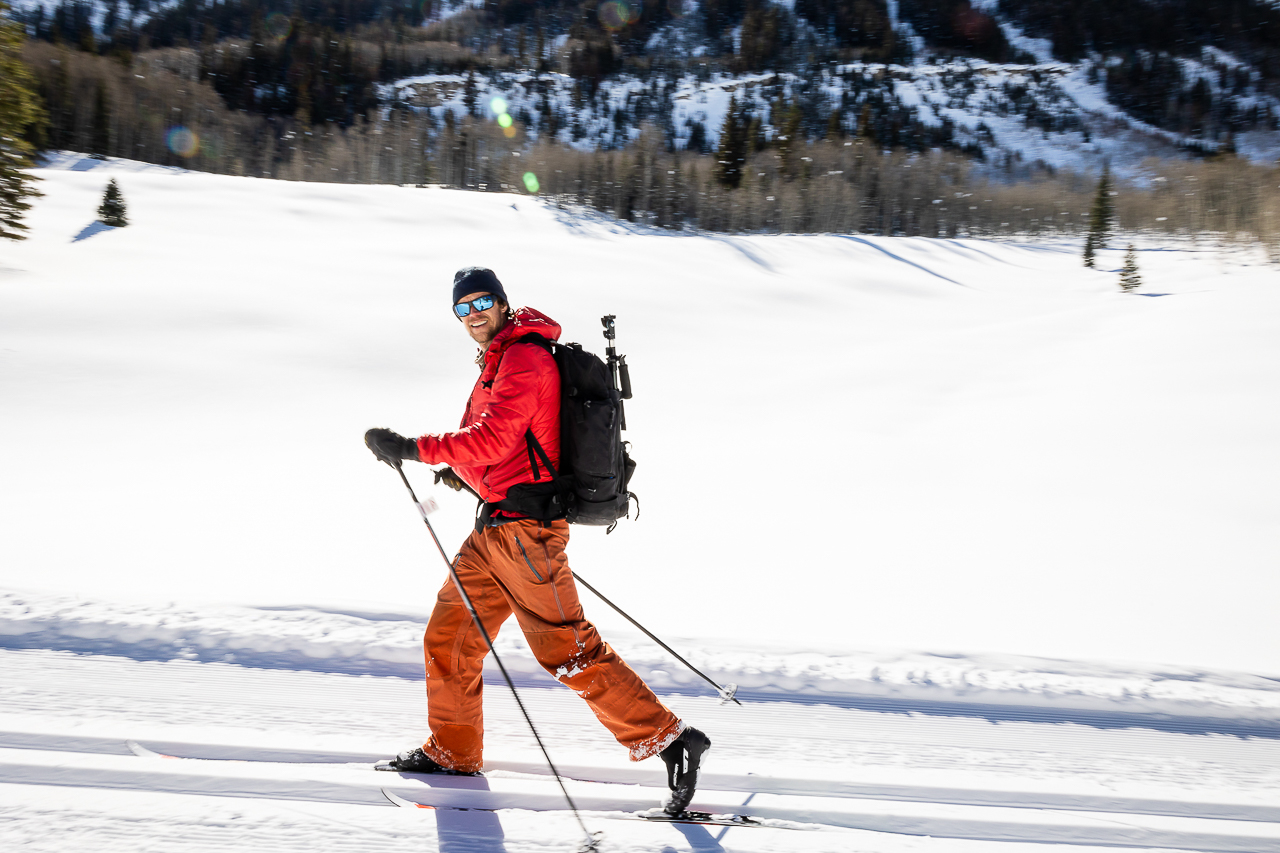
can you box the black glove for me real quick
[364,428,419,467]
[433,467,467,492]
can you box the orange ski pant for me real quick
[420,518,682,773]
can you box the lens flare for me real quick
[598,0,639,32]
[497,113,513,129]
[489,96,509,117]
[266,13,291,41]
[503,125,517,139]
[166,127,200,158]
[522,172,540,193]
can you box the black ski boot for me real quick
[659,726,711,815]
[376,747,482,776]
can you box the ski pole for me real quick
[428,467,739,705]
[571,571,741,706]
[389,462,600,853]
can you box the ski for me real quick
[382,788,493,812]
[126,740,369,764]
[383,788,781,828]
[128,741,812,830]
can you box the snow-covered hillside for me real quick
[384,56,1280,179]
[13,0,1280,178]
[2,154,1279,853]
[4,154,1278,674]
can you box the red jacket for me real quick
[416,307,561,504]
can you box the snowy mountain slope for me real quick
[372,0,1280,173]
[383,59,1280,178]
[13,0,1278,176]
[2,154,1279,679]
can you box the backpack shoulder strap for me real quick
[516,333,554,355]
[524,427,557,481]
[507,334,558,481]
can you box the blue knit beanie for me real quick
[452,267,507,306]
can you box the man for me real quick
[364,267,709,815]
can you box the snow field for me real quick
[3,156,1280,849]
[4,155,1278,676]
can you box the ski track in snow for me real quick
[4,590,1280,739]
[2,648,1280,852]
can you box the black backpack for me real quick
[484,334,636,530]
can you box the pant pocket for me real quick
[513,533,546,583]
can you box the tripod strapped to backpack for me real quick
[601,314,632,429]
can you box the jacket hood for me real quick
[489,306,562,351]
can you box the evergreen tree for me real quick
[464,71,479,117]
[747,114,764,152]
[45,52,72,149]
[686,120,708,154]
[1084,165,1114,268]
[97,178,127,226]
[1119,245,1141,291]
[776,102,803,178]
[0,0,45,241]
[737,0,783,72]
[89,81,110,158]
[714,97,747,189]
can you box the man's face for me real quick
[456,291,507,346]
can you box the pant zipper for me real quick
[514,534,543,581]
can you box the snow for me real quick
[7,589,1280,733]
[2,154,1279,851]
[883,0,926,57]
[425,0,484,25]
[3,155,1279,677]
[3,647,1280,851]
[994,20,1056,65]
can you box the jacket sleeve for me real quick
[416,344,548,467]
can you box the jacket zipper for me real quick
[514,534,543,582]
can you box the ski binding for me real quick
[635,807,763,827]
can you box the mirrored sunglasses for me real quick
[454,295,496,318]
